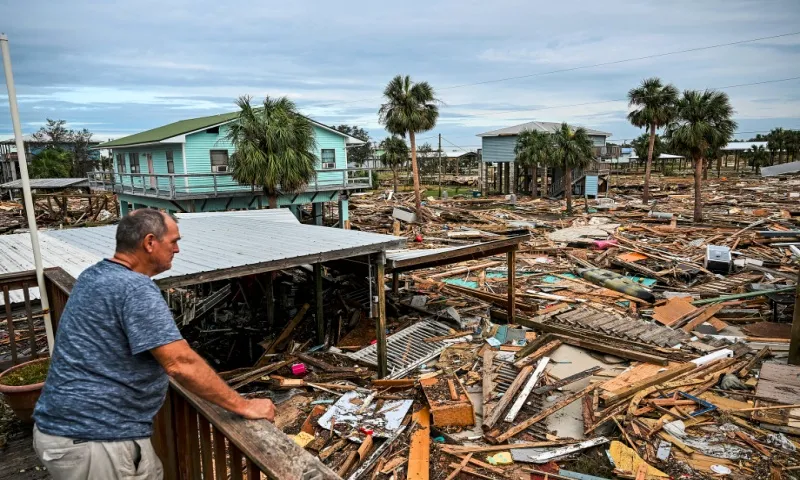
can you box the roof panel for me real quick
[477,121,611,137]
[0,178,89,189]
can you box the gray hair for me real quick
[115,209,177,253]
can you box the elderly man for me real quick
[32,209,274,479]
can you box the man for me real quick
[33,209,274,479]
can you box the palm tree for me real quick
[666,90,736,222]
[226,95,317,208]
[785,130,800,163]
[378,75,440,216]
[631,133,664,169]
[380,136,409,193]
[748,145,768,174]
[767,128,786,164]
[627,78,679,204]
[515,129,552,197]
[551,123,593,214]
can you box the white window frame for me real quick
[320,149,336,169]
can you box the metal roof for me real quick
[477,121,611,138]
[629,153,685,160]
[0,178,89,189]
[721,141,769,151]
[0,209,404,303]
[760,160,800,177]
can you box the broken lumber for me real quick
[420,374,474,427]
[505,357,550,423]
[482,364,534,430]
[601,363,696,404]
[513,340,561,368]
[533,366,602,395]
[492,382,598,443]
[482,349,494,405]
[259,303,310,358]
[407,408,430,480]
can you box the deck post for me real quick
[790,268,800,365]
[392,271,400,295]
[507,248,516,324]
[314,263,324,345]
[265,273,275,330]
[312,202,323,226]
[119,200,130,217]
[375,253,388,378]
[338,194,349,229]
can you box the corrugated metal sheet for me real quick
[760,160,800,177]
[0,178,89,189]
[722,141,769,152]
[481,136,517,163]
[584,175,598,197]
[385,246,462,263]
[477,121,610,138]
[0,210,404,305]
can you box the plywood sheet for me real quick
[652,297,696,326]
[755,363,800,404]
[599,362,682,393]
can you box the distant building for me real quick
[0,135,104,183]
[477,121,614,198]
[89,111,368,227]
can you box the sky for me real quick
[1,0,799,153]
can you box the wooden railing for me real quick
[87,169,373,200]
[0,268,338,479]
[153,381,338,480]
[0,268,74,370]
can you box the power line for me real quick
[311,31,800,109]
[471,76,800,118]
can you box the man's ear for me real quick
[142,233,156,253]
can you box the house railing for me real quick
[1,268,338,479]
[0,268,74,370]
[87,169,372,200]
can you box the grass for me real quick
[0,359,49,386]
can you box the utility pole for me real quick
[438,134,442,198]
[1,34,55,354]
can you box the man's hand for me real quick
[239,398,275,422]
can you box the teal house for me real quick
[89,111,370,227]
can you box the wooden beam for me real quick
[387,236,528,273]
[507,249,516,324]
[264,273,274,329]
[790,268,800,366]
[492,383,597,444]
[482,349,494,405]
[407,407,431,480]
[505,357,549,423]
[482,364,534,431]
[376,255,388,378]
[314,263,324,345]
[600,363,696,404]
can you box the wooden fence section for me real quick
[153,380,339,480]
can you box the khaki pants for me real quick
[33,425,163,480]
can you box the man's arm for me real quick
[151,340,274,421]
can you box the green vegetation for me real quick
[631,133,664,166]
[226,96,318,208]
[552,123,593,215]
[515,129,554,198]
[378,75,440,216]
[666,90,736,222]
[334,125,372,167]
[627,77,679,203]
[379,136,409,193]
[0,359,49,386]
[30,148,73,178]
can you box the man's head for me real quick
[115,209,181,276]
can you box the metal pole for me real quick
[438,134,442,198]
[1,34,55,354]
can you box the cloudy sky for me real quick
[1,0,799,151]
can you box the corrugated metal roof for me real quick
[0,178,89,189]
[760,160,800,177]
[721,141,769,151]
[629,153,685,160]
[385,246,462,263]
[477,121,611,138]
[0,210,404,304]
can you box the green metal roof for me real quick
[99,111,239,148]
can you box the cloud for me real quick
[0,0,799,145]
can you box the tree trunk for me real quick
[717,155,722,178]
[265,188,278,209]
[409,131,422,216]
[541,165,548,197]
[530,164,538,198]
[564,163,573,214]
[693,155,703,223]
[643,124,656,203]
[392,168,399,193]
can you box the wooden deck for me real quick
[0,428,49,480]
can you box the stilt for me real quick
[392,271,400,295]
[265,273,275,329]
[312,202,323,226]
[507,249,516,324]
[375,255,388,378]
[338,195,350,229]
[314,263,324,345]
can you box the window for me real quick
[210,150,229,172]
[166,151,175,174]
[116,153,125,173]
[321,149,336,169]
[206,126,220,135]
[129,153,140,173]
